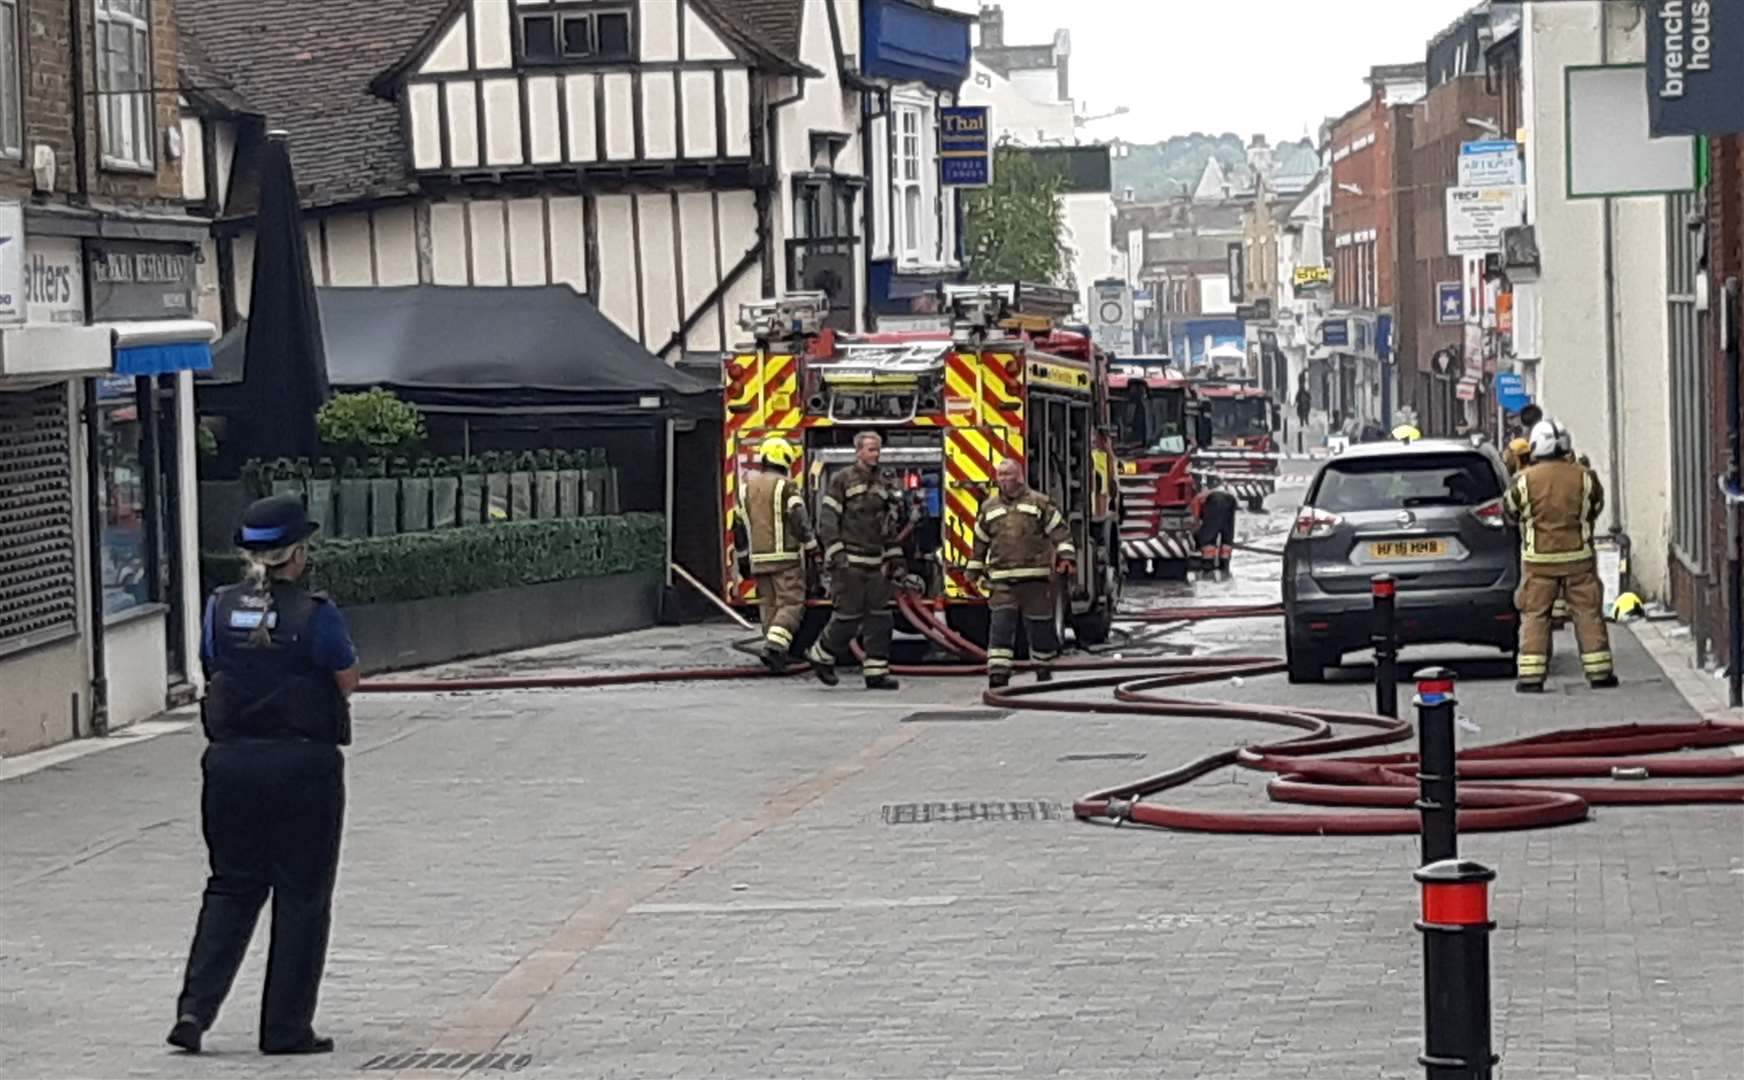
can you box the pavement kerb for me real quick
[1626,618,1744,751]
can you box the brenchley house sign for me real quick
[1647,0,1744,136]
[87,241,197,320]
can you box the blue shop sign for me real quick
[862,0,972,89]
[939,106,992,188]
[1322,319,1349,347]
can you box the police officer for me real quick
[970,458,1076,688]
[1503,419,1616,692]
[1503,403,1543,475]
[807,431,902,690]
[739,437,817,673]
[1190,473,1237,576]
[168,495,358,1056]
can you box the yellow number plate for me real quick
[1369,539,1448,559]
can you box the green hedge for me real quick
[201,513,664,606]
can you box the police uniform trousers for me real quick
[809,563,893,681]
[1515,558,1611,686]
[754,564,807,657]
[1196,499,1236,570]
[176,740,345,1049]
[987,579,1060,677]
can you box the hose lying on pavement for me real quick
[359,599,1744,835]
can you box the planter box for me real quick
[535,471,559,518]
[401,477,433,531]
[460,475,484,524]
[509,472,533,519]
[369,479,399,536]
[307,479,335,535]
[485,473,509,522]
[558,470,581,516]
[432,476,460,529]
[336,479,370,538]
[345,570,663,673]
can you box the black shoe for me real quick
[760,648,788,675]
[261,1035,334,1056]
[166,1016,203,1054]
[1515,681,1544,694]
[1034,668,1054,683]
[864,675,901,691]
[809,657,839,686]
[1588,674,1619,689]
[988,671,1011,690]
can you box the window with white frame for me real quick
[1,0,21,159]
[95,0,154,169]
[895,105,924,262]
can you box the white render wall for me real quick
[1522,1,1673,598]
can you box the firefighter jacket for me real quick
[968,485,1076,582]
[741,467,816,570]
[1503,457,1605,564]
[818,463,900,569]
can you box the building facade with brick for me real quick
[0,0,218,754]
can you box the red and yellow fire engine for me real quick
[1192,377,1281,512]
[721,286,1120,646]
[1106,358,1213,576]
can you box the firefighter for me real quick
[740,436,816,673]
[1191,473,1238,575]
[970,457,1076,688]
[807,431,903,690]
[1503,403,1543,475]
[1503,418,1617,692]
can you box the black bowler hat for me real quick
[235,494,319,551]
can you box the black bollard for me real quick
[1415,858,1499,1079]
[1372,574,1399,718]
[1413,667,1459,866]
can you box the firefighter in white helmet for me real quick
[1503,418,1616,692]
[739,436,816,673]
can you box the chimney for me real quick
[979,4,1004,48]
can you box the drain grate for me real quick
[1058,752,1148,763]
[881,800,1065,824]
[899,708,1013,723]
[361,1051,531,1072]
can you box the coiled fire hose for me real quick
[359,594,1744,834]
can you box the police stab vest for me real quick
[203,581,351,745]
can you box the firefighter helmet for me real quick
[1391,423,1421,443]
[1528,419,1571,461]
[758,437,799,470]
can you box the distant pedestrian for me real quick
[169,495,358,1056]
[1503,403,1543,475]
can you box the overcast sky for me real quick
[940,0,1483,144]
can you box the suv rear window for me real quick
[1310,453,1502,513]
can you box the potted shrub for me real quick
[315,388,427,461]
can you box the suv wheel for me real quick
[1285,624,1328,684]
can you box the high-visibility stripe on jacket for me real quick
[1504,457,1604,564]
[817,462,899,565]
[742,468,816,569]
[968,485,1075,580]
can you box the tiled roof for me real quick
[177,31,254,117]
[178,0,453,210]
[695,0,808,72]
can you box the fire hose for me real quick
[359,596,1744,834]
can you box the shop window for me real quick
[789,174,861,331]
[95,0,154,170]
[518,1,633,64]
[95,377,153,615]
[895,104,926,263]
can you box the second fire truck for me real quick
[722,286,1121,648]
[1193,378,1281,512]
[1107,359,1212,577]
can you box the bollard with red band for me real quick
[1372,574,1399,718]
[1414,666,1459,866]
[1415,858,1499,1079]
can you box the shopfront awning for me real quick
[103,318,219,376]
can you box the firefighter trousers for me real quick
[987,580,1060,678]
[754,564,806,656]
[808,563,894,681]
[1515,558,1611,685]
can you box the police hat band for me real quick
[240,524,288,544]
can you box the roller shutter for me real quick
[0,386,79,657]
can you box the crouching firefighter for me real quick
[807,431,903,690]
[971,458,1077,689]
[1191,473,1237,575]
[1503,418,1617,692]
[737,437,817,673]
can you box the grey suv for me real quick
[1282,439,1519,682]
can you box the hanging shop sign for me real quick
[87,240,197,321]
[1646,0,1744,136]
[938,106,992,187]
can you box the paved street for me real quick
[3,501,1742,1080]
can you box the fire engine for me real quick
[1107,358,1213,577]
[721,286,1121,647]
[1192,378,1281,512]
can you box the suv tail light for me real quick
[1472,498,1507,529]
[1293,506,1342,539]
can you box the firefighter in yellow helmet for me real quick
[1391,423,1421,442]
[1503,418,1616,692]
[740,436,816,673]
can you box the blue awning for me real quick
[115,340,213,375]
[862,0,971,89]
